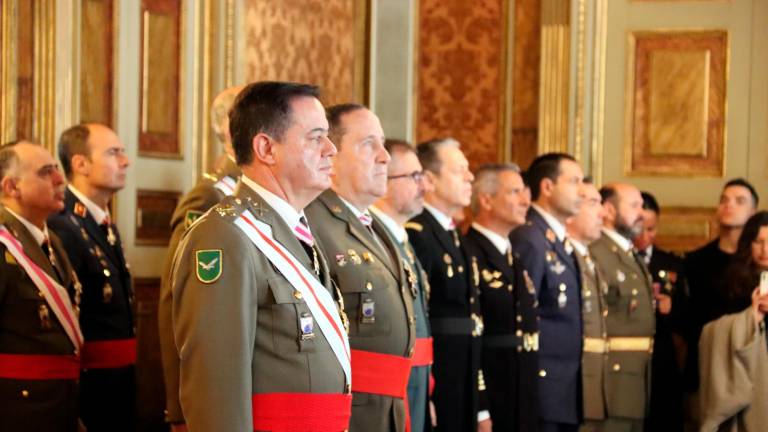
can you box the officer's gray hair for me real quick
[470,162,521,215]
[210,86,244,145]
[416,137,460,175]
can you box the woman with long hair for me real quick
[698,211,768,431]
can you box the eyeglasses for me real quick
[387,171,424,183]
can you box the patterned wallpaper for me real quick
[416,0,505,168]
[243,0,356,105]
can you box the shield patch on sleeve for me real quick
[185,210,204,230]
[195,249,222,283]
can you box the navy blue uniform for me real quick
[48,188,135,432]
[509,207,582,430]
[407,210,481,432]
[464,226,539,432]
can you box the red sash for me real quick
[411,337,433,367]
[81,338,137,369]
[0,354,80,380]
[351,349,413,431]
[251,393,352,431]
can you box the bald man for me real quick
[588,183,656,431]
[159,86,243,429]
[48,124,134,431]
[0,141,81,432]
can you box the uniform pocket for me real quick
[335,268,392,338]
[605,352,648,419]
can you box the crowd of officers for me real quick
[0,79,762,432]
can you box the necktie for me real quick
[295,217,320,278]
[359,213,395,268]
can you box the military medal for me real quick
[451,230,460,248]
[545,229,556,243]
[583,300,592,313]
[471,258,480,287]
[106,225,117,246]
[558,283,567,308]
[444,254,454,278]
[629,298,638,314]
[74,202,87,217]
[38,304,52,330]
[550,260,566,275]
[507,249,514,266]
[299,312,315,341]
[489,280,503,289]
[335,254,347,267]
[403,261,418,297]
[361,299,375,323]
[103,283,113,303]
[564,239,574,255]
[348,249,362,265]
[362,252,374,263]
[616,270,626,282]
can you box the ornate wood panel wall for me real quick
[510,0,541,169]
[79,0,115,126]
[242,0,364,106]
[416,0,507,169]
[625,30,727,177]
[139,0,181,157]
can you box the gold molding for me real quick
[410,0,420,146]
[1,0,18,144]
[538,0,571,155]
[352,0,371,105]
[590,0,607,185]
[573,0,587,164]
[223,0,234,88]
[33,0,57,151]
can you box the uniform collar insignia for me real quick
[74,202,87,218]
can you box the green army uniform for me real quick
[589,231,655,432]
[306,190,416,432]
[571,241,609,432]
[171,182,351,431]
[158,157,240,423]
[0,208,80,432]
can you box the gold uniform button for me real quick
[507,284,513,292]
[365,282,373,291]
[293,291,303,300]
[538,369,547,377]
[602,310,608,317]
[409,316,416,324]
[559,283,566,291]
[457,265,464,273]
[516,315,522,322]
[516,330,523,337]
[409,347,415,356]
[21,390,29,398]
[612,363,621,371]
[469,297,475,304]
[631,288,638,296]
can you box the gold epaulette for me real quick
[212,196,245,220]
[202,172,220,182]
[404,222,423,232]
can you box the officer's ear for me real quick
[252,133,277,165]
[1,176,19,198]
[539,177,555,199]
[478,192,494,212]
[422,170,437,191]
[602,199,617,222]
[71,154,89,176]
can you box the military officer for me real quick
[0,141,81,432]
[371,138,432,432]
[589,183,656,431]
[406,138,487,432]
[158,85,242,430]
[564,178,610,431]
[464,162,539,431]
[305,105,415,432]
[509,153,584,432]
[48,124,134,432]
[172,82,351,431]
[633,191,686,432]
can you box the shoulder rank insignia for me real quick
[202,172,219,182]
[404,222,423,232]
[195,249,222,283]
[74,202,87,218]
[4,250,17,265]
[184,210,204,230]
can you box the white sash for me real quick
[0,225,83,350]
[233,211,351,385]
[213,176,237,196]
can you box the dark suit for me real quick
[509,207,582,430]
[48,188,135,431]
[406,209,482,432]
[306,190,416,432]
[0,208,79,432]
[464,226,539,432]
[644,247,686,432]
[158,158,240,423]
